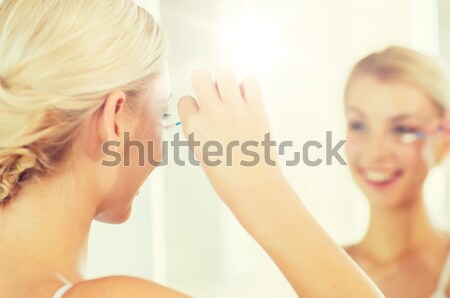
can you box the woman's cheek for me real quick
[150,132,163,163]
[345,138,361,163]
[397,143,428,170]
[143,121,164,164]
[135,111,164,165]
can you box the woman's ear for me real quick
[97,90,128,142]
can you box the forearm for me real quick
[227,175,384,298]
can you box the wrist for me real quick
[222,167,289,211]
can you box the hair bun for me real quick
[0,148,38,202]
[0,180,11,201]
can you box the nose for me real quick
[361,132,394,164]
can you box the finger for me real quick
[426,112,450,135]
[191,69,220,107]
[240,76,263,105]
[423,119,441,134]
[216,67,242,103]
[177,95,199,127]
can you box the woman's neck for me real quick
[360,195,442,264]
[0,172,97,283]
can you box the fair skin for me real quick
[344,74,450,298]
[0,68,384,298]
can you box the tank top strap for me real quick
[52,284,73,298]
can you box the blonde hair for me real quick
[0,0,167,202]
[345,46,450,113]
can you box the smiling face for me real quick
[345,74,444,209]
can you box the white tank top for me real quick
[430,250,450,298]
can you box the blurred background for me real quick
[86,0,450,297]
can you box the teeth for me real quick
[365,171,396,182]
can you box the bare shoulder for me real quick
[65,276,190,298]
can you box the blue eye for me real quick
[349,122,365,131]
[393,125,417,134]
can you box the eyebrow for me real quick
[345,106,421,122]
[389,114,420,122]
[345,106,365,118]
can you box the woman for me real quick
[344,46,450,298]
[0,1,383,297]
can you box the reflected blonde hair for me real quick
[345,46,450,113]
[0,0,167,202]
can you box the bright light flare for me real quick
[217,15,286,76]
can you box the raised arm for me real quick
[177,68,385,298]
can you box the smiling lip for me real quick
[359,169,403,190]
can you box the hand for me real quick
[421,111,450,165]
[177,68,284,203]
[437,110,450,161]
